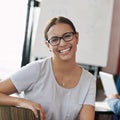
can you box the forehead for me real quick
[47,23,73,37]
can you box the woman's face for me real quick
[46,23,79,61]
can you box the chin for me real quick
[60,55,73,61]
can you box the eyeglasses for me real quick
[47,32,75,46]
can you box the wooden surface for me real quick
[0,106,40,120]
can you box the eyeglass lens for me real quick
[48,32,75,46]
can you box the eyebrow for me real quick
[48,36,59,41]
[48,32,73,40]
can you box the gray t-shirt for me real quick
[11,57,96,120]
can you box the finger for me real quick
[30,103,46,120]
[31,108,39,118]
[39,106,46,120]
[40,110,44,120]
[39,108,46,120]
[37,110,41,120]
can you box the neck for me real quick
[51,57,81,88]
[51,57,77,73]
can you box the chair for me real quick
[0,105,40,120]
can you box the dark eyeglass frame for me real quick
[47,32,75,46]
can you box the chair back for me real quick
[0,106,40,120]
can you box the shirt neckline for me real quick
[49,57,84,91]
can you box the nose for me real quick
[59,38,66,46]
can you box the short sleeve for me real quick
[84,77,96,106]
[10,61,40,93]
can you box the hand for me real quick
[17,98,46,120]
[107,94,120,100]
[112,94,120,99]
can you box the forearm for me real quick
[107,98,120,115]
[0,93,20,106]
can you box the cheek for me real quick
[72,39,78,46]
[50,46,58,52]
[45,42,58,53]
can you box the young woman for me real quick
[0,16,96,120]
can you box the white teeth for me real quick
[60,48,70,53]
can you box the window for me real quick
[0,1,27,79]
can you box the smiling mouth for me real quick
[59,47,71,53]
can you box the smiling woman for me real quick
[0,1,27,79]
[0,16,96,120]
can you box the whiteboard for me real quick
[31,0,114,66]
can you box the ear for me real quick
[45,41,52,52]
[45,41,50,48]
[75,32,79,44]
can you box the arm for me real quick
[107,95,120,115]
[79,105,95,120]
[107,94,120,100]
[0,78,19,105]
[0,78,46,120]
[78,74,96,120]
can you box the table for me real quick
[95,101,114,120]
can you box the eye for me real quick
[50,37,59,43]
[63,33,72,39]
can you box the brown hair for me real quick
[44,16,77,40]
